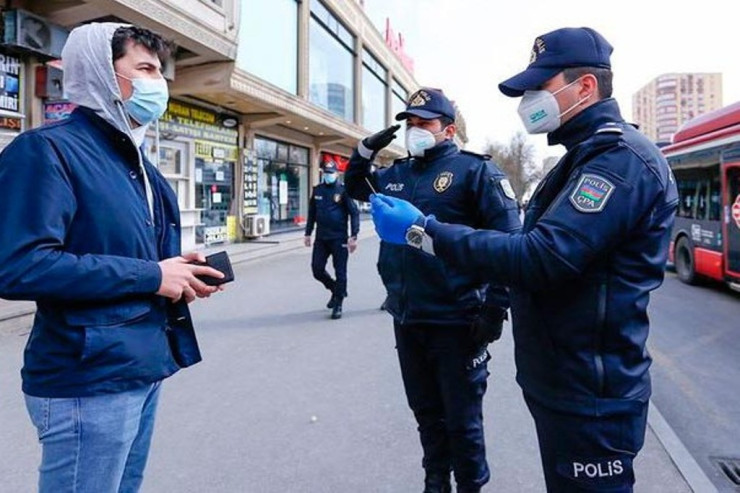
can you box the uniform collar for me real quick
[547,98,624,150]
[416,139,458,163]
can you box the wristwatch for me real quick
[405,216,435,254]
[405,222,425,249]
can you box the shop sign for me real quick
[160,100,238,145]
[243,149,258,215]
[384,19,415,74]
[0,116,21,130]
[0,53,22,125]
[321,152,349,172]
[204,226,227,245]
[194,139,237,160]
[43,101,76,124]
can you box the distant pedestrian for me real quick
[304,161,360,319]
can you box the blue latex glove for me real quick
[370,194,424,245]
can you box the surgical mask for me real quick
[406,127,444,157]
[117,73,169,126]
[323,173,337,185]
[517,78,590,134]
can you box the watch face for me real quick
[405,227,424,247]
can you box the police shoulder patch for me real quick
[569,174,615,213]
[499,179,516,200]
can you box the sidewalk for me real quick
[0,216,710,492]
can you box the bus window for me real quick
[678,180,697,218]
[709,177,721,221]
[695,180,708,220]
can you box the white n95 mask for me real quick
[405,127,439,157]
[517,78,590,134]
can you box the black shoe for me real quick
[327,295,337,309]
[331,302,343,320]
[423,472,451,493]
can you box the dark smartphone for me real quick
[193,251,235,286]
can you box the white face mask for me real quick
[405,127,443,157]
[517,78,590,134]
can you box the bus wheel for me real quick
[675,237,697,285]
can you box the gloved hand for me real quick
[470,305,507,346]
[370,194,424,245]
[362,125,401,152]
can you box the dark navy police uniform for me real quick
[346,88,521,491]
[426,98,678,492]
[305,173,359,302]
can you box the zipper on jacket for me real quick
[399,165,423,325]
[593,281,608,396]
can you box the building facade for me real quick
[632,72,723,144]
[0,0,468,249]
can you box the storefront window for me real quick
[255,136,310,231]
[309,2,354,122]
[0,51,24,146]
[362,49,386,130]
[392,79,409,133]
[195,156,235,245]
[237,0,298,94]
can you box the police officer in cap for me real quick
[345,88,521,493]
[368,28,678,492]
[304,160,359,319]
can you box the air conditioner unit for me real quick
[242,214,270,238]
[2,9,69,60]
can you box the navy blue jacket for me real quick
[426,100,679,415]
[346,139,521,325]
[0,108,200,397]
[305,182,360,240]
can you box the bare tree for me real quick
[484,132,543,203]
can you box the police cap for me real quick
[395,87,456,121]
[499,27,613,97]
[322,161,338,173]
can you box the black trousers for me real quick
[394,321,490,490]
[524,394,648,492]
[311,237,348,298]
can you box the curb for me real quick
[648,401,718,492]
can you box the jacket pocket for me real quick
[72,306,174,379]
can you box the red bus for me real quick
[661,101,740,291]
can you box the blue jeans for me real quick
[24,382,162,493]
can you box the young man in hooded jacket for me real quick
[0,23,223,492]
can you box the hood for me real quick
[62,22,135,139]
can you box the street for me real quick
[648,272,740,492]
[0,235,728,492]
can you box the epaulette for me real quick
[594,122,624,135]
[392,156,412,166]
[461,149,492,160]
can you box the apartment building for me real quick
[632,72,722,144]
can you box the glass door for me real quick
[726,165,740,276]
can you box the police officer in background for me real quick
[346,88,521,493]
[304,161,359,320]
[369,28,678,492]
